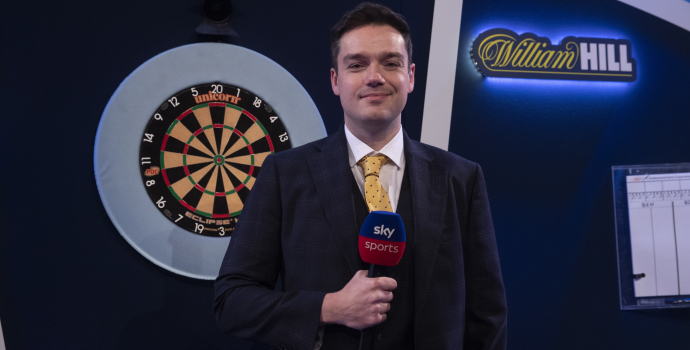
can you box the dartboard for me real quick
[139,83,291,237]
[95,43,325,279]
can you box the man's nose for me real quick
[365,65,385,87]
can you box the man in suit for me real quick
[214,3,507,350]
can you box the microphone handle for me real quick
[367,263,388,278]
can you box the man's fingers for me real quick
[373,303,390,317]
[374,276,397,291]
[383,290,393,302]
[369,289,393,303]
[380,303,391,314]
[354,271,397,291]
[333,271,399,329]
[355,270,369,278]
[372,290,393,304]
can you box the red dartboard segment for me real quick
[161,134,170,150]
[177,109,193,120]
[162,169,171,187]
[248,166,255,177]
[266,136,275,152]
[209,102,225,107]
[213,213,231,218]
[179,200,195,212]
[243,110,257,122]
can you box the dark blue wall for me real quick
[1,0,689,349]
[452,0,690,349]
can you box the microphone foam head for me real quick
[358,211,406,266]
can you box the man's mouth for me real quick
[360,92,390,100]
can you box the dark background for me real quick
[452,1,690,349]
[1,0,689,349]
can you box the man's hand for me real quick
[320,270,397,330]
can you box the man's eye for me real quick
[349,64,364,69]
[386,62,402,67]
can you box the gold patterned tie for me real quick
[358,155,393,212]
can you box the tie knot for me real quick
[358,155,388,177]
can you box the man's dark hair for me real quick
[330,2,413,71]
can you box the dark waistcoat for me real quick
[321,167,415,350]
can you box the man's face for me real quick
[331,25,415,130]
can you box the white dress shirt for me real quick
[345,125,406,213]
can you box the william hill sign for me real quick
[471,28,637,82]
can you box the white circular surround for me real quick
[94,43,325,279]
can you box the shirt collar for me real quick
[345,124,404,169]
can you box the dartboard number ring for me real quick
[139,83,292,237]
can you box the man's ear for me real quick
[330,68,340,96]
[407,63,415,93]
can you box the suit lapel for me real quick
[404,133,447,338]
[307,127,361,275]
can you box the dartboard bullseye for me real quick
[139,83,292,237]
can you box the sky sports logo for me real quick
[365,225,399,252]
[359,236,405,266]
[373,225,395,239]
[359,212,406,266]
[364,241,400,253]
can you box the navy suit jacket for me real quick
[214,127,507,350]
